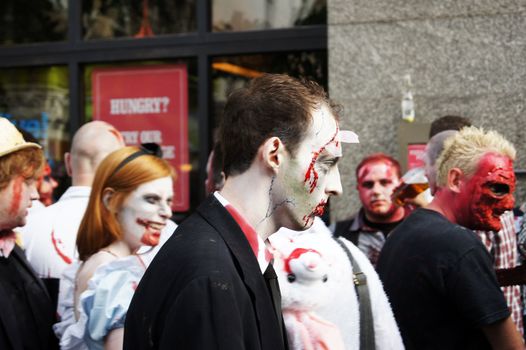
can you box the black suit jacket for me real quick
[0,245,57,350]
[124,196,288,349]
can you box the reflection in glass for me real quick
[83,60,199,216]
[213,0,326,32]
[0,0,67,45]
[82,0,196,40]
[212,51,327,127]
[0,66,70,200]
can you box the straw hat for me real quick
[0,117,41,158]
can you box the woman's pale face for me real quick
[117,176,173,251]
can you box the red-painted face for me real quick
[458,153,515,231]
[37,162,58,206]
[357,161,401,221]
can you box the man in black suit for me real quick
[0,117,57,350]
[124,74,354,349]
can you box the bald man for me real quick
[17,122,125,303]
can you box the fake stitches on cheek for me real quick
[137,218,162,246]
[259,175,295,225]
[304,127,339,193]
[8,177,24,216]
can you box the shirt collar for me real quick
[58,186,91,201]
[214,192,271,273]
[0,231,16,258]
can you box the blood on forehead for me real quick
[476,153,515,180]
[357,162,397,184]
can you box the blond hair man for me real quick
[378,127,523,349]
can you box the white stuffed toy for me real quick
[270,217,404,350]
[271,230,345,350]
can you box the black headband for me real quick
[110,143,163,179]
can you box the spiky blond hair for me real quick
[436,126,516,187]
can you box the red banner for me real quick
[92,65,189,211]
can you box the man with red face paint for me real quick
[426,128,523,337]
[125,74,358,350]
[0,117,59,349]
[36,161,59,207]
[333,153,407,266]
[378,126,524,349]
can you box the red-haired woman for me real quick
[54,145,174,349]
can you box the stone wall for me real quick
[328,0,526,221]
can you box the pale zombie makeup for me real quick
[117,176,173,250]
[278,105,344,230]
[357,162,401,219]
[0,176,38,230]
[458,152,515,232]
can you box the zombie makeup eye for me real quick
[315,163,331,175]
[380,179,393,186]
[361,182,374,189]
[488,183,510,196]
[144,195,161,204]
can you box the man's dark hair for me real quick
[429,115,472,138]
[355,153,402,180]
[219,73,340,177]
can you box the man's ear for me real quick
[64,152,73,177]
[102,188,116,211]
[260,137,285,173]
[447,168,464,193]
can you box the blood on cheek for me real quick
[8,177,24,216]
[304,151,320,193]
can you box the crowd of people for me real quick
[1,73,526,349]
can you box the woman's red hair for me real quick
[76,146,174,261]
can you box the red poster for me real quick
[92,65,189,211]
[407,143,426,170]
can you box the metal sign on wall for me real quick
[92,65,189,211]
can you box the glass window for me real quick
[84,59,199,216]
[212,51,327,128]
[0,66,70,202]
[82,0,196,40]
[0,0,68,45]
[212,0,326,32]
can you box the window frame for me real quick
[0,0,327,208]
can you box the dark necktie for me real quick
[263,263,285,344]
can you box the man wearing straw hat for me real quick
[0,117,57,349]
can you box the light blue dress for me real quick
[54,255,146,350]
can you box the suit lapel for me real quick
[0,254,25,350]
[11,246,50,299]
[197,196,286,349]
[11,245,53,347]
